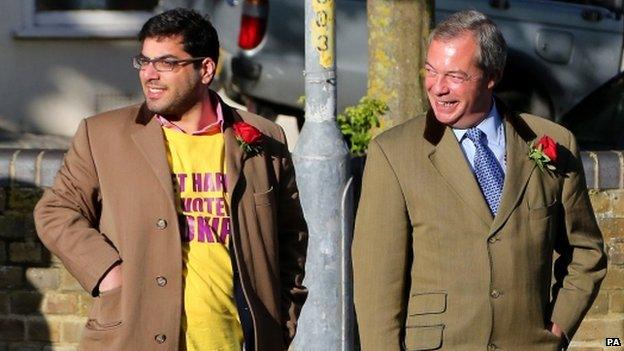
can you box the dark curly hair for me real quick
[138,8,219,67]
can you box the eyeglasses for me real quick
[132,55,208,72]
[423,65,480,85]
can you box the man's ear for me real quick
[200,58,216,85]
[486,72,501,90]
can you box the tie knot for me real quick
[465,128,487,146]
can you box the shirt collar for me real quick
[452,99,504,145]
[156,89,224,135]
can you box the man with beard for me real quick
[35,8,307,351]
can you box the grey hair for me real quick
[429,10,507,80]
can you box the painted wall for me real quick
[0,0,235,138]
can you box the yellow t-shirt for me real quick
[163,128,244,351]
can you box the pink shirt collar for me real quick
[156,90,224,135]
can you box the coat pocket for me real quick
[85,286,123,331]
[404,324,444,351]
[253,186,275,207]
[528,199,558,220]
[408,292,447,316]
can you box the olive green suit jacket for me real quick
[352,107,607,351]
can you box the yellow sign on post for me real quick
[311,0,334,68]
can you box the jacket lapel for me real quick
[425,112,494,227]
[130,105,176,211]
[489,107,538,236]
[222,105,245,207]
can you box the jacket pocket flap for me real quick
[409,292,447,316]
[528,198,558,219]
[404,324,444,351]
[253,186,274,206]
[87,286,122,330]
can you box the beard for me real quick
[142,70,204,119]
[144,87,201,120]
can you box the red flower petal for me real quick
[536,135,558,163]
[233,122,263,144]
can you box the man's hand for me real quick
[549,322,563,338]
[98,264,122,293]
[549,322,570,350]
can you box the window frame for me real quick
[14,1,159,39]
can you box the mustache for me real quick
[145,83,167,89]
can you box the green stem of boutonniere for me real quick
[237,137,262,156]
[528,141,556,173]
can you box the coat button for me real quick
[488,343,498,351]
[156,276,167,287]
[155,334,166,344]
[490,289,501,298]
[488,236,497,243]
[156,219,167,230]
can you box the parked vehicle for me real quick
[561,71,624,150]
[211,0,624,122]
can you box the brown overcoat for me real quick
[353,107,607,351]
[34,101,308,351]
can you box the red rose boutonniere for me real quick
[233,121,263,155]
[528,135,558,173]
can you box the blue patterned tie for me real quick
[465,128,505,215]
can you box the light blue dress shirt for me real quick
[452,101,506,174]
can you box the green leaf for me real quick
[337,96,388,156]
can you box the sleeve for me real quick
[550,130,608,338]
[352,139,411,351]
[276,128,309,346]
[34,119,121,296]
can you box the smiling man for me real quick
[34,8,307,351]
[353,10,606,351]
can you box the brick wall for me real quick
[0,149,622,350]
[572,186,624,351]
[0,150,88,351]
[570,152,624,351]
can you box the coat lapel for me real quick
[130,105,176,211]
[425,112,494,227]
[222,105,245,207]
[489,107,538,236]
